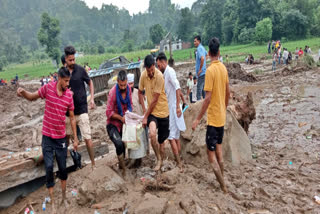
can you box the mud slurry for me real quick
[1,62,320,213]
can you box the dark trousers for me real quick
[106,124,125,156]
[42,135,68,188]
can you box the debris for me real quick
[298,122,307,128]
[226,63,257,82]
[182,105,189,113]
[24,207,30,214]
[44,197,50,203]
[314,196,320,205]
[306,135,312,139]
[25,148,32,152]
[71,189,77,196]
[252,154,258,159]
[289,161,293,165]
[123,207,129,214]
[143,179,175,192]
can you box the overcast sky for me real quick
[82,0,196,14]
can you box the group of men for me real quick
[16,36,231,212]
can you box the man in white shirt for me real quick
[283,48,289,65]
[156,52,186,171]
[186,72,193,103]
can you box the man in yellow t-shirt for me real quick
[139,55,169,171]
[192,37,230,193]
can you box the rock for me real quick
[161,168,180,185]
[222,110,253,165]
[77,165,126,206]
[109,201,126,212]
[180,101,252,166]
[226,63,257,82]
[134,193,168,214]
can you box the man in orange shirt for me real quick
[192,37,230,193]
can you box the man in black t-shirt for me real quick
[64,46,96,169]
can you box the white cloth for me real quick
[124,111,149,159]
[122,111,143,150]
[283,50,289,59]
[163,66,186,140]
[192,82,197,102]
[187,78,193,90]
[127,73,134,83]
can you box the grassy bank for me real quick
[1,37,319,81]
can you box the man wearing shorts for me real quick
[17,67,79,211]
[139,55,169,171]
[192,37,230,193]
[156,52,186,171]
[64,46,96,169]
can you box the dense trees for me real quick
[255,18,273,44]
[198,0,320,45]
[0,0,320,67]
[38,13,61,66]
[149,24,165,45]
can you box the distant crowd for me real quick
[0,74,19,86]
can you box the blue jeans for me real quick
[278,56,281,65]
[272,61,276,71]
[197,75,205,100]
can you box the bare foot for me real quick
[178,163,184,173]
[51,203,57,214]
[221,186,228,194]
[60,198,70,208]
[153,160,162,171]
[122,169,126,177]
[91,165,97,171]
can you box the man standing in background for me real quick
[194,35,207,101]
[64,45,96,170]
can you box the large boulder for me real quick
[75,165,126,206]
[181,100,252,166]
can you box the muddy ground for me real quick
[1,58,320,213]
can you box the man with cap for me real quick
[106,70,133,177]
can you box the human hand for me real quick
[73,138,79,151]
[89,99,96,109]
[142,116,147,128]
[17,87,24,97]
[192,119,200,131]
[177,106,182,118]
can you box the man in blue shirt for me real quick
[194,35,207,100]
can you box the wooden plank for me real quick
[0,142,108,193]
